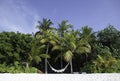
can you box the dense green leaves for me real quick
[97,25,120,58]
[0,19,120,73]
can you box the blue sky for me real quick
[0,0,120,33]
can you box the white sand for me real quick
[0,73,120,81]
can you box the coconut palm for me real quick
[35,18,56,73]
[52,33,75,73]
[57,20,73,70]
[41,30,61,73]
[77,26,95,62]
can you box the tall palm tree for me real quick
[39,29,59,73]
[35,18,54,74]
[57,20,73,70]
[78,26,95,62]
[63,33,76,73]
[51,33,75,73]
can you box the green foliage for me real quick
[24,67,37,73]
[97,25,120,58]
[0,61,37,73]
[0,32,39,73]
[81,46,119,73]
[0,19,120,73]
[0,63,7,73]
[116,60,120,72]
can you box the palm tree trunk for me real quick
[61,56,63,68]
[70,59,73,73]
[45,44,49,74]
[61,56,63,73]
[60,35,63,72]
[45,58,47,74]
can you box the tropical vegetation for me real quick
[0,19,120,73]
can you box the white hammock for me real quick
[47,61,69,73]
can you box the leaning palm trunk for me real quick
[70,59,73,73]
[45,44,49,74]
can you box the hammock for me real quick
[47,61,69,73]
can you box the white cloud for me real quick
[0,0,40,33]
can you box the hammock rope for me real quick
[47,61,69,73]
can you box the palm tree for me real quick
[51,33,75,73]
[77,26,95,62]
[35,18,64,73]
[40,30,59,73]
[57,20,73,70]
[70,27,93,72]
[63,33,76,73]
[35,18,54,74]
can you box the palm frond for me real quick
[69,42,76,50]
[52,45,62,51]
[64,50,73,62]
